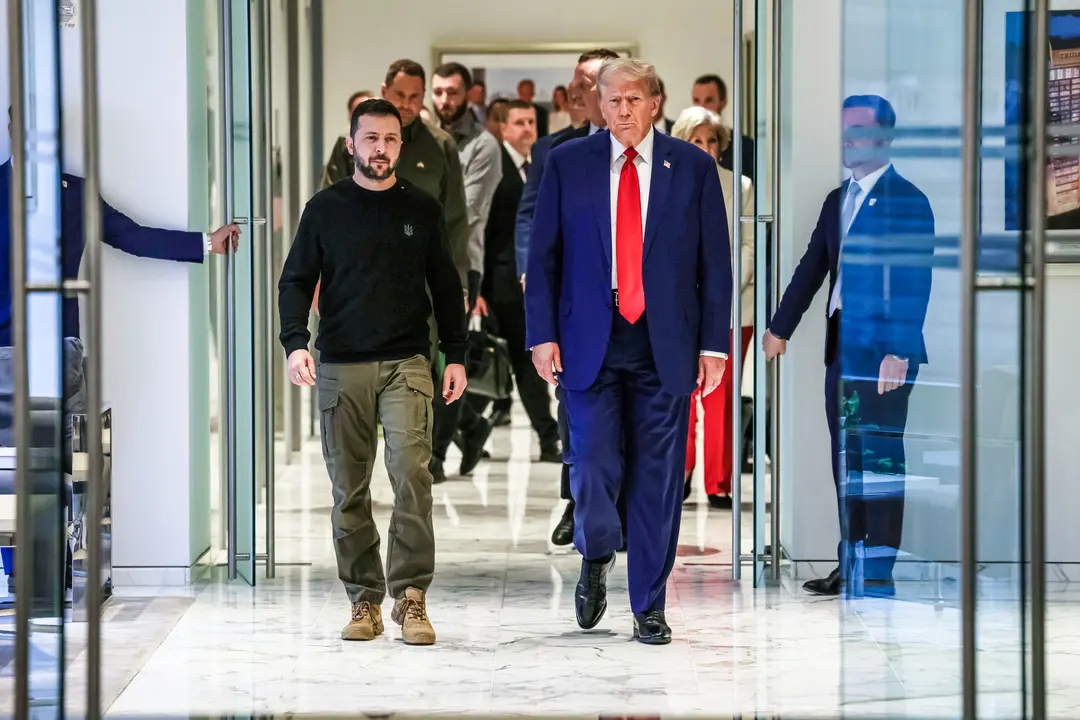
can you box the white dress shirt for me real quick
[609,129,726,359]
[503,141,531,182]
[828,161,891,316]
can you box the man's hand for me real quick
[287,349,316,386]
[472,296,489,318]
[878,355,909,395]
[697,356,728,397]
[763,330,787,361]
[209,223,241,255]
[531,342,562,386]
[442,363,467,403]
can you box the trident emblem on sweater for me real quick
[404,224,414,237]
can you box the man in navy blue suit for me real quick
[516,48,620,546]
[764,95,934,597]
[2,107,240,345]
[526,58,732,644]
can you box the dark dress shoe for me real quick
[489,408,512,427]
[633,609,672,645]
[551,501,575,546]
[459,418,494,475]
[802,567,842,596]
[575,553,615,629]
[539,442,562,464]
[683,472,693,502]
[708,494,733,509]
[429,457,447,485]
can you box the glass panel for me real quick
[834,0,1029,715]
[228,0,256,586]
[3,0,68,714]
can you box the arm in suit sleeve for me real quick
[698,160,733,356]
[739,176,755,294]
[885,195,936,359]
[768,198,832,340]
[463,134,503,280]
[523,151,563,348]
[440,141,472,288]
[101,197,205,263]
[515,135,551,278]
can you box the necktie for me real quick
[829,181,863,316]
[616,147,645,323]
[521,160,530,180]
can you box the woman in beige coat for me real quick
[671,106,754,508]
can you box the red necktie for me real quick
[616,147,645,323]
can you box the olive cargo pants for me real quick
[317,355,436,604]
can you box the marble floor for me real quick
[32,408,1080,717]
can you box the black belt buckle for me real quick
[612,289,619,308]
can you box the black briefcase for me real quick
[464,327,513,401]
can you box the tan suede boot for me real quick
[391,587,436,645]
[342,601,384,641]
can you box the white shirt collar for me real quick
[850,161,892,196]
[653,119,667,134]
[502,140,530,170]
[609,127,656,167]
[588,122,602,135]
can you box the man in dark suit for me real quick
[2,108,240,344]
[525,58,731,644]
[764,95,934,597]
[517,79,549,138]
[692,73,754,181]
[468,101,559,456]
[515,48,620,546]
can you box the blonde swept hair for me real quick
[596,58,663,97]
[670,105,732,153]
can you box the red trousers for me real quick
[686,326,754,496]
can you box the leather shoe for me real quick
[575,553,615,629]
[539,441,562,464]
[802,567,841,596]
[489,407,512,427]
[459,417,493,476]
[633,609,672,645]
[551,501,575,546]
[429,457,447,485]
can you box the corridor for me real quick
[46,410,1079,718]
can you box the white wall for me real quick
[58,0,208,575]
[320,0,740,159]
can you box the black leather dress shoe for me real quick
[489,408,512,427]
[539,441,562,464]
[551,501,575,546]
[802,567,842,596]
[708,494,732,509]
[575,553,615,629]
[459,417,494,475]
[633,609,672,645]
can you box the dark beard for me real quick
[437,102,468,127]
[355,153,396,181]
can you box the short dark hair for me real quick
[518,78,535,88]
[842,94,897,129]
[433,62,473,88]
[347,90,373,111]
[350,98,402,137]
[578,48,621,64]
[385,59,425,88]
[471,79,486,90]
[694,74,727,102]
[503,99,534,115]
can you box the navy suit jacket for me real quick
[515,124,590,277]
[524,130,733,396]
[769,165,935,369]
[0,161,205,344]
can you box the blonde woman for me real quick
[671,106,754,508]
[548,84,573,134]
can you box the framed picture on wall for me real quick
[433,42,637,135]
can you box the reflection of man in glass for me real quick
[764,95,934,597]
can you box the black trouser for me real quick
[467,299,559,446]
[825,337,917,581]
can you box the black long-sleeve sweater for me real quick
[278,178,468,366]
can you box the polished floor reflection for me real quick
[72,407,1080,717]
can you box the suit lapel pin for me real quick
[417,161,425,169]
[869,197,877,207]
[61,180,68,188]
[663,160,671,169]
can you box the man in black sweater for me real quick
[278,99,468,647]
